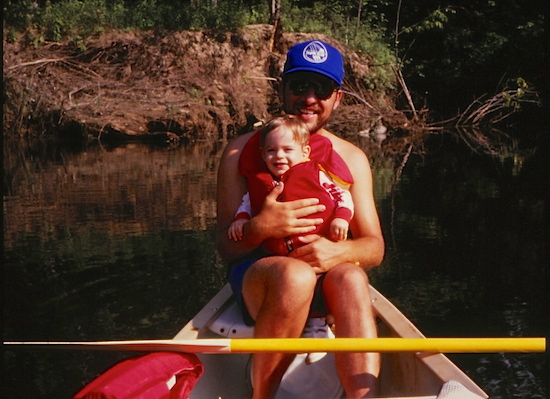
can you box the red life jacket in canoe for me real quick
[72,352,204,399]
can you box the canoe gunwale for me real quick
[368,286,488,398]
[174,284,234,341]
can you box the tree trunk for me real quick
[269,0,281,25]
[268,0,282,52]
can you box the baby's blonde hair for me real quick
[259,115,310,148]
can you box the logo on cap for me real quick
[303,41,328,64]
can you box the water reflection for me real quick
[4,140,220,247]
[3,135,546,398]
[369,135,546,399]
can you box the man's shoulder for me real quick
[224,130,258,154]
[320,130,365,159]
[224,132,256,156]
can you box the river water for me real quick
[3,132,546,398]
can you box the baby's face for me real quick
[261,127,309,177]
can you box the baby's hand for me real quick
[228,219,248,241]
[330,218,349,241]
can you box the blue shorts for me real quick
[227,253,327,326]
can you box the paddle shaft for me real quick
[4,337,545,354]
[231,337,545,353]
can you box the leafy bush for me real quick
[283,0,396,93]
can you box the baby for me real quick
[228,115,353,254]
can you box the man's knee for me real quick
[325,263,369,290]
[323,264,372,309]
[323,265,376,333]
[276,259,317,292]
[250,257,316,294]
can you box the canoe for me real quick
[174,283,489,399]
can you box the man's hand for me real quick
[289,234,348,273]
[247,181,326,241]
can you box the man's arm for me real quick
[216,133,258,261]
[344,144,385,268]
[216,133,328,262]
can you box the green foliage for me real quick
[109,0,171,30]
[283,3,328,33]
[3,0,270,40]
[392,0,546,115]
[350,30,395,92]
[400,7,455,35]
[186,1,254,31]
[40,0,103,41]
[282,0,396,92]
[502,77,532,110]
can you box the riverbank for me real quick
[4,25,417,151]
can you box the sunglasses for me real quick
[287,78,338,100]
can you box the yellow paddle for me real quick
[4,337,545,354]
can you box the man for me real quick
[216,40,385,398]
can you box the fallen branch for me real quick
[392,64,417,118]
[342,89,378,112]
[453,82,540,128]
[7,57,69,70]
[425,80,542,155]
[65,84,101,110]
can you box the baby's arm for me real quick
[228,192,252,241]
[228,218,248,241]
[319,171,354,242]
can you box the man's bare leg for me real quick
[242,256,317,399]
[323,263,380,398]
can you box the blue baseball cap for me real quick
[283,40,344,86]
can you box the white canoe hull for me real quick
[174,284,488,399]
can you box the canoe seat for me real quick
[208,300,255,338]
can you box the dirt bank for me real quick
[4,25,412,148]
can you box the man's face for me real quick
[281,72,343,134]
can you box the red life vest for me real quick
[238,130,353,217]
[239,131,354,254]
[280,160,343,237]
[72,352,204,399]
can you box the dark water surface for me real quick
[3,134,546,398]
